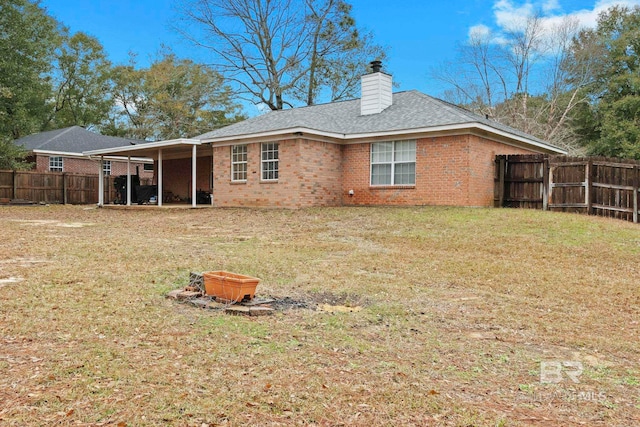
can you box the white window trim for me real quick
[49,156,63,172]
[261,142,279,181]
[102,160,112,176]
[370,140,416,186]
[231,144,248,182]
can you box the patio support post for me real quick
[98,156,104,206]
[192,144,197,207]
[126,156,131,206]
[158,149,163,207]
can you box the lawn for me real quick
[1,205,639,426]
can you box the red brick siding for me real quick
[342,135,536,207]
[213,139,342,208]
[296,139,342,207]
[33,154,153,179]
[161,156,212,202]
[467,135,534,206]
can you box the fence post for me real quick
[634,165,639,224]
[585,159,592,216]
[12,170,17,199]
[496,156,506,207]
[63,173,68,205]
[542,155,549,211]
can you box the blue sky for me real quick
[41,0,640,113]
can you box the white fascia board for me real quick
[33,149,152,163]
[32,149,86,158]
[83,138,201,156]
[201,123,565,154]
[341,123,566,154]
[201,127,345,145]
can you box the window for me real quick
[143,163,154,172]
[102,160,111,176]
[49,156,63,172]
[370,140,416,185]
[261,143,279,181]
[231,144,248,181]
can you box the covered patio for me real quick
[84,139,213,208]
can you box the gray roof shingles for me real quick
[16,126,145,154]
[197,90,557,151]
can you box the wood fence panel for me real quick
[495,154,546,209]
[0,170,14,198]
[497,155,640,224]
[0,170,154,205]
[548,156,588,214]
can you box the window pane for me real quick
[261,143,279,180]
[371,164,392,185]
[231,145,248,181]
[394,140,416,162]
[371,142,393,163]
[394,162,415,185]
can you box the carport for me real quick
[84,139,208,208]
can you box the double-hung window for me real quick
[370,140,416,185]
[102,160,111,176]
[49,156,63,172]
[261,143,279,181]
[231,144,248,182]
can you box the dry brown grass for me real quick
[1,205,639,426]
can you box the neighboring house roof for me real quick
[16,126,146,155]
[197,90,564,154]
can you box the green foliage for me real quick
[49,32,114,129]
[0,136,32,170]
[0,0,61,139]
[109,52,245,140]
[573,6,640,159]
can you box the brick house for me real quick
[86,62,565,208]
[16,126,153,179]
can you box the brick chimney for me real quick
[360,60,392,116]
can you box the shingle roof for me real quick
[16,126,145,153]
[197,90,562,152]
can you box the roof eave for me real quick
[202,123,566,154]
[83,138,201,156]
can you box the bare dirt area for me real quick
[1,205,639,426]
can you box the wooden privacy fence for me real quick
[0,170,151,205]
[495,155,640,223]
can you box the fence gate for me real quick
[495,155,640,224]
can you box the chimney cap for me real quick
[370,60,383,73]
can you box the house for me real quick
[85,62,565,208]
[16,126,153,179]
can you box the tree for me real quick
[109,52,245,140]
[0,136,32,170]
[48,32,114,130]
[434,14,590,153]
[178,0,385,110]
[571,6,640,159]
[0,0,61,139]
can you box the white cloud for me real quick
[473,0,640,41]
[468,24,492,39]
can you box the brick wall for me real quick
[34,154,153,179]
[161,156,212,202]
[467,135,534,206]
[213,138,342,208]
[342,134,536,207]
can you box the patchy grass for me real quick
[0,205,639,426]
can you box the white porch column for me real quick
[157,149,163,207]
[126,156,131,206]
[191,144,197,207]
[98,156,104,206]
